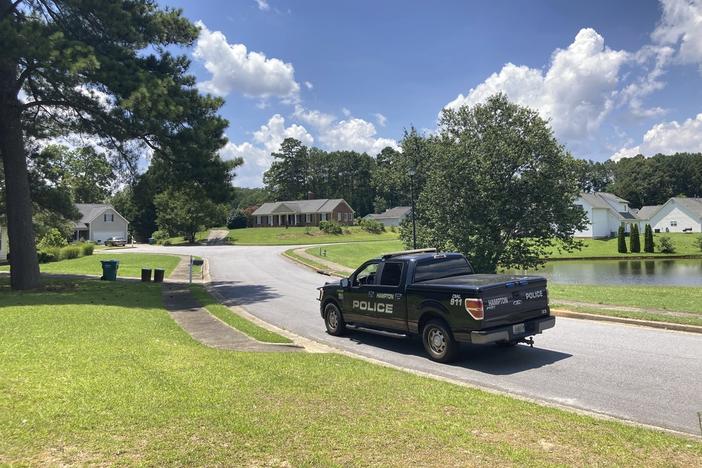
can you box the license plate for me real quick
[512,323,525,334]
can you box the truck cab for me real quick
[318,249,555,362]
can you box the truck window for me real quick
[354,263,378,286]
[413,256,473,282]
[379,262,403,286]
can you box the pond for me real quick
[503,258,702,286]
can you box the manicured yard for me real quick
[1,278,700,465]
[547,233,702,259]
[189,284,291,343]
[0,253,182,279]
[228,226,399,245]
[306,239,403,269]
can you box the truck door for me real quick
[373,261,408,332]
[343,260,382,327]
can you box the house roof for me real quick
[636,205,663,220]
[671,197,702,218]
[252,199,351,216]
[365,206,411,220]
[74,204,126,229]
[578,192,628,210]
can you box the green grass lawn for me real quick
[167,229,215,245]
[0,253,182,279]
[1,277,700,465]
[189,284,291,343]
[306,239,404,269]
[228,226,399,245]
[547,233,702,259]
[549,284,702,326]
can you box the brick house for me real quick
[252,198,354,227]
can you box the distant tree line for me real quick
[574,153,702,208]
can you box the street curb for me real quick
[281,249,338,277]
[552,308,702,334]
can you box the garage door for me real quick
[92,230,125,244]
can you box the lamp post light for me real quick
[408,168,417,249]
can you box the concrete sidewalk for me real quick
[161,282,302,352]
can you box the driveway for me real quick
[121,244,702,435]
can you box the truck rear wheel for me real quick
[422,319,458,363]
[324,303,346,336]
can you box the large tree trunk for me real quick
[0,56,40,290]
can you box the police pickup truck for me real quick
[318,249,555,362]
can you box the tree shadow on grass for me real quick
[341,329,572,376]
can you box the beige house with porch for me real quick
[252,198,354,227]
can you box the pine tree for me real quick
[617,225,628,253]
[644,224,655,253]
[630,224,641,253]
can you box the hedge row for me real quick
[37,243,94,264]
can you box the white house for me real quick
[73,204,129,244]
[638,198,702,233]
[574,192,639,238]
[0,223,8,262]
[364,206,412,227]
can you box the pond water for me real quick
[503,258,702,286]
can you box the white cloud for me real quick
[652,0,702,72]
[611,113,702,161]
[319,118,398,155]
[193,21,300,99]
[445,28,629,140]
[341,107,351,117]
[255,0,270,11]
[293,105,336,129]
[374,113,387,127]
[304,81,313,90]
[223,114,313,187]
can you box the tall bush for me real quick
[37,228,68,250]
[617,226,627,253]
[644,224,655,253]
[630,224,640,253]
[359,218,385,234]
[319,221,342,235]
[226,209,248,229]
[60,246,81,260]
[658,236,675,254]
[80,243,95,256]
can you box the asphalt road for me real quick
[121,245,702,435]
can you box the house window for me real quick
[337,212,342,221]
[670,220,677,226]
[305,213,311,223]
[104,213,114,223]
[256,216,261,225]
[321,213,327,221]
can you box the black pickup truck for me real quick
[318,249,555,362]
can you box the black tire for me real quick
[324,303,346,336]
[421,319,459,363]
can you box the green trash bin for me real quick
[100,260,120,281]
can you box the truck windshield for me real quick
[413,257,473,282]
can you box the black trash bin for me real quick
[153,268,165,283]
[141,268,152,282]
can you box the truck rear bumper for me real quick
[456,316,556,344]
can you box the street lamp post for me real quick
[408,168,417,249]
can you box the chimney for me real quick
[307,191,315,200]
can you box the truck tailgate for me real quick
[480,277,549,327]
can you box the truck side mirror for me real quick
[340,278,350,288]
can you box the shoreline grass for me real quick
[0,277,700,465]
[189,284,291,344]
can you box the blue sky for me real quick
[164,0,702,187]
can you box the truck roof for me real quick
[378,249,464,263]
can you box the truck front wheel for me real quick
[324,303,346,336]
[422,320,458,363]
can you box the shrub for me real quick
[80,243,95,256]
[37,228,68,250]
[389,225,397,233]
[162,239,172,246]
[644,224,655,253]
[319,220,342,235]
[60,245,81,260]
[37,249,59,263]
[630,224,641,253]
[226,208,248,229]
[658,236,675,254]
[694,235,702,252]
[359,218,385,234]
[617,226,627,253]
[152,230,170,244]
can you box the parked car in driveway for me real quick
[104,236,127,247]
[318,249,554,362]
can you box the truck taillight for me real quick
[464,298,484,320]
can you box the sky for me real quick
[162,0,702,187]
